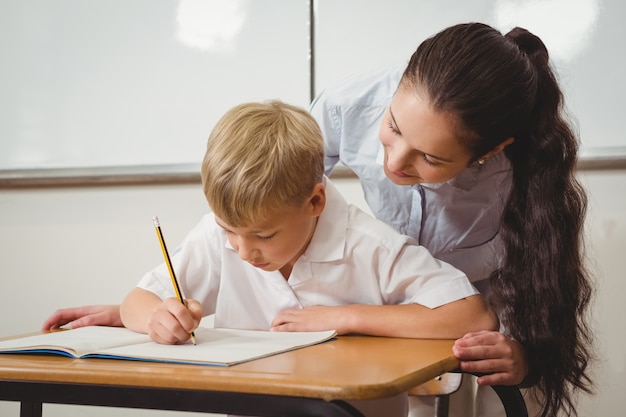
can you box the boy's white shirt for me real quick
[137,176,479,331]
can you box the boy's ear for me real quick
[309,183,326,217]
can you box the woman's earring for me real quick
[478,158,485,165]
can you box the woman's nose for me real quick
[385,143,412,172]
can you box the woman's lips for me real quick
[392,171,412,178]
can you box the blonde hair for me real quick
[201,100,324,226]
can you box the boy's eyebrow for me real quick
[248,226,279,235]
[214,217,272,234]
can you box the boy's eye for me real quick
[258,234,275,241]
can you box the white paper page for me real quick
[93,327,336,366]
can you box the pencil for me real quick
[152,216,197,345]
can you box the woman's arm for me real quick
[271,294,498,339]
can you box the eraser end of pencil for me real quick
[152,216,160,227]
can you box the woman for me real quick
[43,23,593,417]
[309,22,594,417]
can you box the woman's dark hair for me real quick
[402,23,594,417]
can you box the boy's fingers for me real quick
[186,299,203,321]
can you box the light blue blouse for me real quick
[309,66,512,292]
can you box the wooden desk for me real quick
[0,335,526,417]
[0,335,454,417]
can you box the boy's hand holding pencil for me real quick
[147,297,202,345]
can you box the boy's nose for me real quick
[235,237,256,261]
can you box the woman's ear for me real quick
[479,137,515,163]
[308,183,326,217]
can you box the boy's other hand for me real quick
[271,305,348,333]
[41,305,122,331]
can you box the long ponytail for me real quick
[496,27,594,416]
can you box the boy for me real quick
[109,101,498,416]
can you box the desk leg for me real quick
[20,401,42,417]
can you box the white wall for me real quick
[1,173,625,416]
[576,170,626,414]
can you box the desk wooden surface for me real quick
[0,335,459,402]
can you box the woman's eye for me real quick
[422,154,441,167]
[387,120,401,135]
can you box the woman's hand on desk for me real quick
[452,330,528,386]
[41,304,123,331]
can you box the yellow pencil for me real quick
[152,216,197,345]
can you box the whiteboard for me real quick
[0,0,310,171]
[314,0,625,158]
[1,0,624,178]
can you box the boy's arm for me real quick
[120,288,162,333]
[271,294,498,339]
[120,287,202,344]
